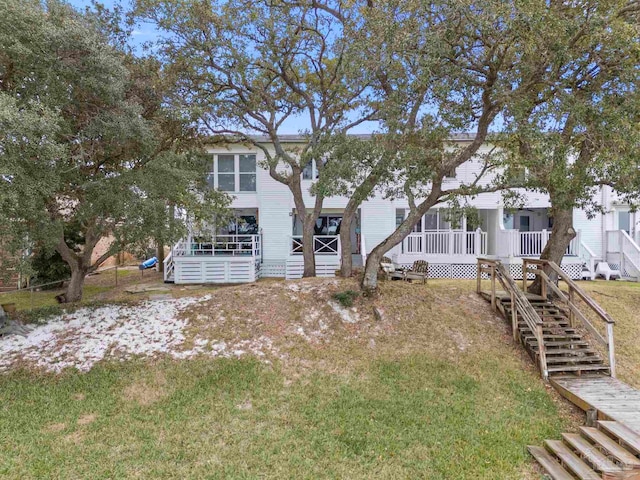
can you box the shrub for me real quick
[332,290,359,308]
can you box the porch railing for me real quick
[501,229,580,257]
[606,230,640,277]
[172,235,261,257]
[403,229,487,256]
[290,235,341,256]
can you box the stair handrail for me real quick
[580,241,597,278]
[620,230,640,277]
[477,258,548,379]
[522,258,616,378]
[163,250,174,282]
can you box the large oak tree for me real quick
[0,0,229,302]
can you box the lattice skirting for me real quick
[259,261,286,278]
[509,262,582,281]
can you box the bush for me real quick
[332,290,359,308]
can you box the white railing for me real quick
[503,229,580,257]
[403,229,487,256]
[163,250,174,282]
[290,235,340,256]
[608,230,640,278]
[580,241,597,279]
[172,235,261,257]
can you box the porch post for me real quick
[475,228,481,256]
[448,228,454,255]
[542,229,548,257]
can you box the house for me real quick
[163,135,640,284]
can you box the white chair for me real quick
[595,262,621,281]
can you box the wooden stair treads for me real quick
[579,427,640,469]
[528,445,575,480]
[547,365,610,374]
[561,433,623,475]
[598,421,640,456]
[544,439,602,479]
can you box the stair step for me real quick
[598,421,640,456]
[562,433,623,474]
[579,427,640,468]
[519,321,570,328]
[542,349,598,356]
[528,445,575,480]
[523,334,583,340]
[544,440,601,479]
[528,340,590,348]
[548,365,610,374]
[546,356,604,365]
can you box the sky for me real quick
[64,0,380,134]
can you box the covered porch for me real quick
[164,209,262,284]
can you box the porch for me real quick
[164,234,262,284]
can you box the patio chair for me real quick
[380,256,406,280]
[404,260,429,284]
[595,262,621,281]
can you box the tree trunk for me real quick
[61,266,88,303]
[156,241,165,274]
[339,201,358,277]
[302,218,316,277]
[361,206,427,296]
[528,206,576,295]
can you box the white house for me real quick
[163,134,640,284]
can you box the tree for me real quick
[339,0,553,294]
[0,0,230,302]
[311,133,393,277]
[498,0,640,292]
[135,0,374,277]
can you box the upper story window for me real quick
[209,154,257,192]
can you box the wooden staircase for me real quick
[476,258,635,479]
[528,421,640,479]
[500,297,610,377]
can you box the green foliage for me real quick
[332,290,359,308]
[0,0,230,299]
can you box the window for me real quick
[239,155,256,192]
[302,160,313,180]
[217,154,235,192]
[212,154,257,192]
[619,211,631,234]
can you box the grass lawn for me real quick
[0,278,584,479]
[581,280,640,389]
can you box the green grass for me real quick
[0,356,564,479]
[0,285,110,311]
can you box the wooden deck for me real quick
[551,375,640,435]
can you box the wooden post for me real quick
[607,323,616,378]
[568,288,575,327]
[540,269,547,300]
[490,264,496,310]
[476,261,481,294]
[522,260,527,292]
[537,323,548,381]
[511,291,518,341]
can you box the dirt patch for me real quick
[63,430,85,445]
[123,371,169,406]
[44,422,66,433]
[72,393,86,401]
[77,414,97,426]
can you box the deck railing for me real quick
[404,229,487,256]
[501,229,580,257]
[477,258,548,379]
[606,230,640,277]
[523,258,616,378]
[172,235,261,258]
[290,235,341,256]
